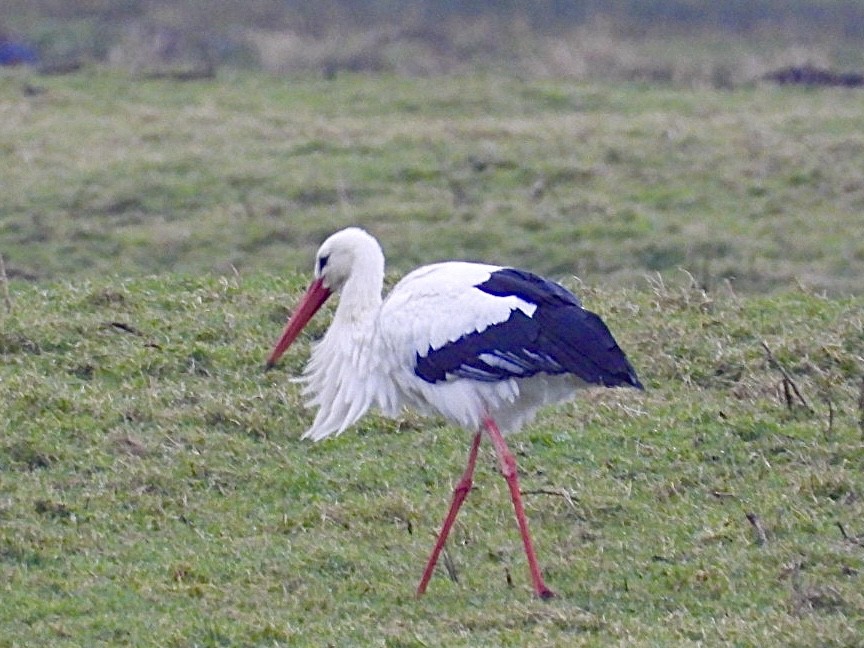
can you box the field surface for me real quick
[0,275,862,646]
[2,70,864,293]
[1,68,863,646]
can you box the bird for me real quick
[266,227,643,599]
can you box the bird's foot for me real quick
[537,586,556,600]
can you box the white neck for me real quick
[331,238,385,323]
[299,239,392,441]
[333,271,383,323]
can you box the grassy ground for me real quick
[1,66,863,645]
[0,274,862,646]
[2,69,864,294]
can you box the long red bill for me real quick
[265,278,331,369]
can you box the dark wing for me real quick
[415,268,643,389]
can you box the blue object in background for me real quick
[0,41,39,66]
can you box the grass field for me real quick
[2,69,864,294]
[0,275,862,645]
[1,66,863,645]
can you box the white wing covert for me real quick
[380,262,537,368]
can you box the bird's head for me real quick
[266,227,384,369]
[312,227,380,293]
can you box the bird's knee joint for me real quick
[498,456,517,480]
[453,479,473,496]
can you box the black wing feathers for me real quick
[414,268,642,389]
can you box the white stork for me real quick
[266,227,642,599]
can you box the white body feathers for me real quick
[294,231,585,441]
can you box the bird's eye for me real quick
[317,254,330,273]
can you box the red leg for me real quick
[482,416,555,599]
[416,430,483,597]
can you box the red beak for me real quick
[266,278,332,369]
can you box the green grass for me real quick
[1,64,863,644]
[1,275,862,645]
[2,69,864,294]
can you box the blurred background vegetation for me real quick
[3,1,864,294]
[4,0,864,82]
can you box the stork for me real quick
[266,227,642,598]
